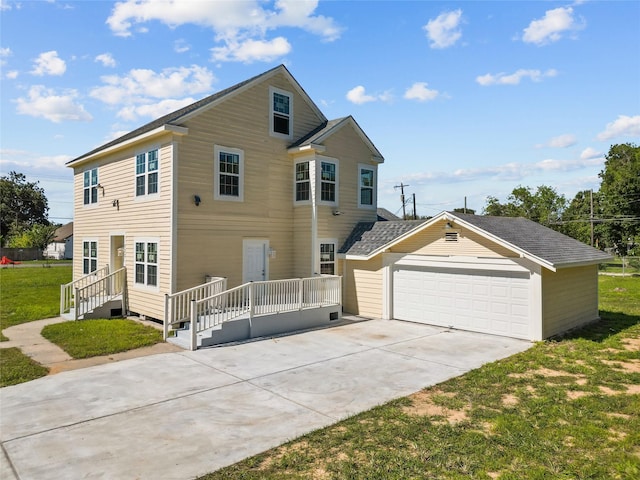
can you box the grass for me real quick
[199,276,640,480]
[0,265,72,340]
[0,347,50,387]
[41,319,163,359]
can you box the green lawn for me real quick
[200,276,640,480]
[0,266,72,340]
[0,347,50,387]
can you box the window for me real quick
[83,168,99,205]
[320,242,336,275]
[135,241,158,287]
[270,87,293,138]
[358,165,376,208]
[320,160,337,203]
[214,145,244,201]
[295,161,310,202]
[136,149,159,196]
[82,240,97,274]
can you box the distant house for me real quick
[45,222,73,260]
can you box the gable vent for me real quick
[445,231,459,242]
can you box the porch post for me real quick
[190,299,197,351]
[248,282,254,337]
[163,294,169,340]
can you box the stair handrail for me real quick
[74,267,127,320]
[163,276,227,339]
[60,265,110,316]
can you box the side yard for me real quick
[200,275,640,479]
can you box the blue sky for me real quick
[1,0,639,223]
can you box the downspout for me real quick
[310,157,318,275]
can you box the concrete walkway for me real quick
[1,317,181,374]
[0,318,531,480]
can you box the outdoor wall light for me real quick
[332,210,343,216]
[112,199,119,210]
[97,184,105,195]
[445,221,453,229]
[194,194,201,206]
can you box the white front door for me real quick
[243,239,268,283]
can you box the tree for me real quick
[6,224,59,251]
[453,207,476,215]
[598,143,640,255]
[0,171,50,241]
[560,190,605,247]
[482,185,567,228]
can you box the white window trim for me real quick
[317,157,339,206]
[82,238,98,275]
[134,147,160,200]
[214,145,244,202]
[357,163,377,209]
[269,86,293,140]
[133,237,160,291]
[82,168,99,207]
[318,239,338,276]
[293,158,312,205]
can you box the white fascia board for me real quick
[554,257,613,270]
[67,125,188,168]
[288,143,326,154]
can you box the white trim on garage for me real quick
[382,254,543,340]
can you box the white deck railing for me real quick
[60,265,110,317]
[74,267,127,320]
[186,275,341,350]
[163,277,228,339]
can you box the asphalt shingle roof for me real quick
[340,212,611,268]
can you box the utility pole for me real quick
[394,183,409,220]
[412,193,417,220]
[590,189,594,247]
[464,196,467,214]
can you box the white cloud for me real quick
[404,82,439,102]
[90,65,215,105]
[346,85,392,105]
[5,70,18,79]
[580,147,602,160]
[424,9,463,49]
[117,97,196,121]
[596,115,640,141]
[174,39,190,53]
[211,37,291,63]
[522,7,584,45]
[0,149,73,170]
[95,53,116,67]
[537,133,577,149]
[0,46,11,66]
[15,85,92,123]
[106,0,342,63]
[31,50,66,76]
[476,68,557,86]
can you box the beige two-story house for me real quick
[67,65,383,322]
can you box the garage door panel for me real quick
[393,266,531,339]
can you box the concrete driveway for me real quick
[1,318,531,480]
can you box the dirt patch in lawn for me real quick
[403,390,469,424]
[622,337,640,352]
[602,359,640,374]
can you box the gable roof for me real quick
[340,211,611,270]
[376,207,401,221]
[53,222,73,242]
[67,64,327,167]
[288,115,384,162]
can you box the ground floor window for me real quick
[320,242,336,275]
[82,240,97,274]
[135,241,158,287]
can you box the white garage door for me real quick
[393,266,530,339]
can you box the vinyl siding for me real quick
[343,256,383,318]
[174,71,324,289]
[72,140,174,320]
[390,219,516,257]
[542,265,599,338]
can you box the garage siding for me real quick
[344,257,383,318]
[542,265,599,338]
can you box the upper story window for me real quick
[83,168,99,205]
[320,160,338,204]
[82,240,97,274]
[214,145,244,202]
[270,87,293,139]
[136,149,159,197]
[295,161,310,202]
[358,165,376,209]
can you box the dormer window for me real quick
[270,87,293,138]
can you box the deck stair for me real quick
[60,266,128,320]
[165,276,342,350]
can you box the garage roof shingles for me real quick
[340,212,611,268]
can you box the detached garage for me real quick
[340,212,612,341]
